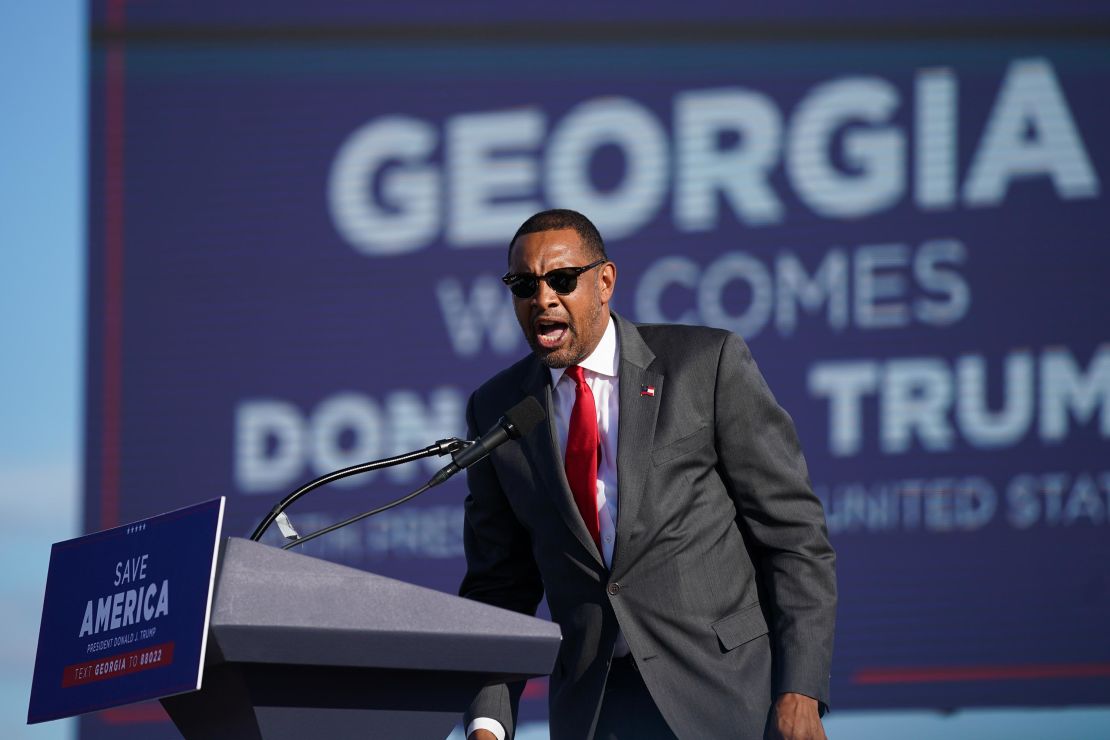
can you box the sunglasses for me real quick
[501,258,608,299]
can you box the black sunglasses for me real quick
[501,258,608,299]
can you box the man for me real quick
[460,209,836,740]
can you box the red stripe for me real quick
[522,677,548,699]
[854,662,1110,685]
[62,642,175,688]
[98,701,170,725]
[100,0,127,530]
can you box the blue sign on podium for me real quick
[28,498,225,724]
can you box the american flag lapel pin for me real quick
[640,384,655,397]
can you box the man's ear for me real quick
[598,261,617,304]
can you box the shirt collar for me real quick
[549,314,619,387]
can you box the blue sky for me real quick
[1,3,82,738]
[1,2,83,466]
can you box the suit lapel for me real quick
[612,315,661,574]
[518,357,605,568]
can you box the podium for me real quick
[160,537,562,739]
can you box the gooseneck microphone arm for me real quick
[281,481,434,550]
[247,437,465,542]
[279,397,546,551]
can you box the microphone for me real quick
[277,398,546,551]
[248,436,465,542]
[428,397,545,487]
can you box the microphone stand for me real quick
[281,480,435,550]
[248,437,466,543]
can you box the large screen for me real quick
[86,4,1110,736]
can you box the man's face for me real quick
[507,228,616,368]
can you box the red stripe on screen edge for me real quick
[100,0,127,531]
[523,677,548,699]
[98,701,169,725]
[854,662,1110,685]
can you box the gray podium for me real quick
[161,537,561,740]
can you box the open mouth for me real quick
[534,318,569,349]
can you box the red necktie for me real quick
[564,365,601,548]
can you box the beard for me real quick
[524,300,604,369]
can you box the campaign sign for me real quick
[28,498,225,724]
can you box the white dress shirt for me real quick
[468,317,625,740]
[548,315,620,570]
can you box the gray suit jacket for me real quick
[460,313,836,739]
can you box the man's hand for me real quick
[767,692,827,740]
[467,731,498,740]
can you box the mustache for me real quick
[532,313,571,328]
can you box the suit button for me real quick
[607,582,621,595]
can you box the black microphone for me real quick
[428,397,545,487]
[275,399,545,551]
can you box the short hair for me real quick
[508,209,607,263]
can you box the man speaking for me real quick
[460,209,836,739]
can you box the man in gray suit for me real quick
[461,209,836,740]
